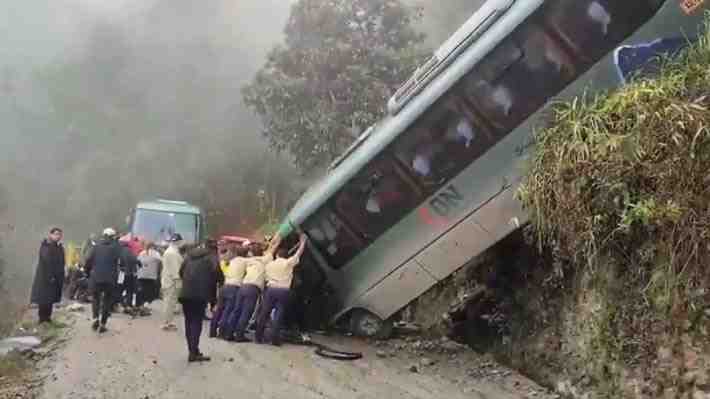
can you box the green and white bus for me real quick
[127,199,207,246]
[278,0,708,337]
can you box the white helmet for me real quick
[102,227,117,237]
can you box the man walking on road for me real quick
[178,239,221,362]
[84,228,123,333]
[161,233,184,331]
[30,227,66,324]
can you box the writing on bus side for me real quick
[430,185,463,217]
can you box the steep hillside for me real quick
[405,17,710,399]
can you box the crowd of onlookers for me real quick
[30,226,307,363]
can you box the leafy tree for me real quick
[242,0,427,171]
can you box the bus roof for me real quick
[281,0,538,233]
[136,199,203,215]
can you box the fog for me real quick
[0,0,297,296]
[0,0,485,301]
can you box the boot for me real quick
[233,334,250,343]
[188,352,211,362]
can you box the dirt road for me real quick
[36,304,555,399]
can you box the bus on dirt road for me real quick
[126,199,207,247]
[277,0,709,338]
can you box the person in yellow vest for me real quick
[215,245,249,339]
[208,244,233,336]
[255,233,307,346]
[231,236,280,342]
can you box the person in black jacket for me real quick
[30,227,66,324]
[84,228,124,333]
[178,240,223,362]
[117,242,140,315]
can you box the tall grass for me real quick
[518,15,710,394]
[519,19,710,316]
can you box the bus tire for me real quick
[349,309,393,340]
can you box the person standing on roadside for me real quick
[136,240,162,316]
[30,227,65,324]
[84,228,123,333]
[178,239,221,362]
[161,233,184,331]
[256,234,307,346]
[118,240,140,315]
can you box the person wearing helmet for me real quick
[84,228,125,333]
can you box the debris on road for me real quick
[0,336,42,356]
[420,357,436,367]
[67,304,85,313]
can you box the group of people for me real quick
[31,226,308,363]
[209,232,307,347]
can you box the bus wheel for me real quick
[349,309,393,340]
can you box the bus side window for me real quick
[543,0,657,63]
[335,157,420,241]
[460,21,576,132]
[303,208,362,270]
[394,94,493,191]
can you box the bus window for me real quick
[460,21,576,132]
[303,208,362,270]
[544,0,656,63]
[394,95,493,191]
[335,157,419,240]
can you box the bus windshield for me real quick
[132,209,199,243]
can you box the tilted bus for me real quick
[277,0,709,337]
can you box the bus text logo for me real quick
[419,185,463,226]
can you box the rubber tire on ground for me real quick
[314,345,363,361]
[349,309,393,340]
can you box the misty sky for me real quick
[0,0,485,293]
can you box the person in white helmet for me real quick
[84,228,125,333]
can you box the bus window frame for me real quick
[303,206,365,270]
[460,15,581,133]
[333,154,423,242]
[391,90,497,193]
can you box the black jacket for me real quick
[30,239,65,305]
[118,245,140,276]
[85,238,123,285]
[178,248,222,303]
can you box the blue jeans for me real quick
[232,284,260,337]
[256,287,290,344]
[217,285,240,337]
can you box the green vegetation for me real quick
[243,0,427,170]
[0,351,29,379]
[519,19,710,397]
